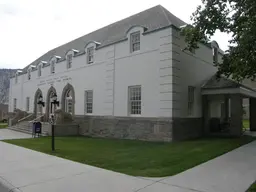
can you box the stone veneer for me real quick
[74,116,204,142]
[46,123,79,136]
[74,116,172,142]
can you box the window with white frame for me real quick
[27,70,31,80]
[37,96,43,115]
[38,65,42,77]
[87,47,94,64]
[130,31,140,52]
[65,90,73,114]
[26,97,30,112]
[188,86,195,116]
[67,54,72,69]
[128,85,141,115]
[84,90,93,114]
[50,60,55,74]
[213,47,218,63]
[13,98,17,111]
[15,74,18,84]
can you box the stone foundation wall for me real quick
[172,118,203,141]
[46,124,79,136]
[73,116,203,142]
[74,116,172,142]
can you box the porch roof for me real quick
[201,75,256,98]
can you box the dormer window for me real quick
[130,31,140,52]
[72,49,79,55]
[87,47,94,64]
[55,56,61,61]
[213,47,218,64]
[67,54,72,69]
[15,70,22,83]
[27,70,31,80]
[50,60,55,74]
[38,65,42,77]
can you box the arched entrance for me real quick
[33,88,43,116]
[61,83,75,115]
[46,86,57,120]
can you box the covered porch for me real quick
[201,75,256,136]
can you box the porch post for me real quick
[202,95,210,135]
[230,94,243,136]
[249,98,256,131]
[224,96,229,121]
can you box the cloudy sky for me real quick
[0,0,230,69]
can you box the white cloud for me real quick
[0,0,231,69]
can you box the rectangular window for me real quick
[67,54,72,69]
[213,48,218,63]
[28,71,31,80]
[38,65,41,77]
[13,98,17,111]
[130,32,140,52]
[67,100,72,113]
[188,86,195,116]
[51,61,55,73]
[128,85,141,115]
[65,98,73,114]
[87,47,94,64]
[85,90,93,114]
[26,97,30,112]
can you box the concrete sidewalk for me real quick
[0,141,191,192]
[0,140,255,192]
[159,140,256,192]
[0,129,31,140]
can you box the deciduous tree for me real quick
[182,0,256,81]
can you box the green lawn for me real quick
[247,182,256,192]
[243,119,250,129]
[4,136,254,177]
[0,123,7,129]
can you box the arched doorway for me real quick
[33,88,43,116]
[61,83,75,115]
[46,86,57,120]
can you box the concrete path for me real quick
[0,129,31,140]
[0,140,255,192]
[158,140,256,192]
[244,130,256,137]
[0,141,191,192]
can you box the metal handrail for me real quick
[29,114,45,123]
[17,113,34,123]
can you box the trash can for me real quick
[32,121,42,137]
[35,122,42,135]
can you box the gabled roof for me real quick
[202,74,255,91]
[22,5,186,71]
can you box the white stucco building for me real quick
[8,5,256,141]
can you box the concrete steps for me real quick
[8,121,49,136]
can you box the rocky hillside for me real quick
[0,69,17,104]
